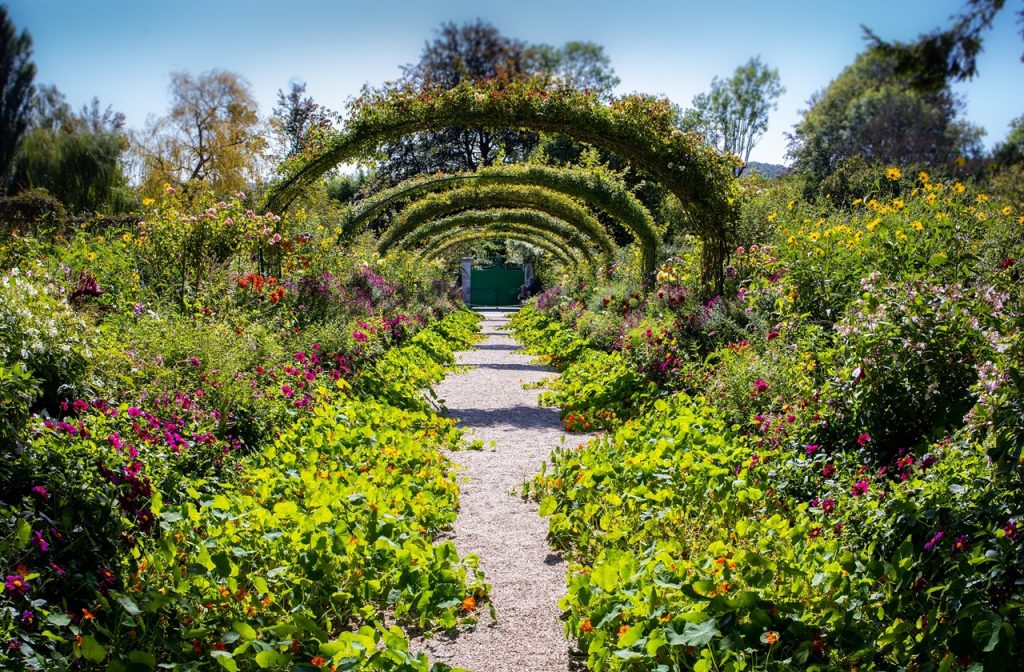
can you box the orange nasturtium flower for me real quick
[461,595,476,612]
[581,618,594,634]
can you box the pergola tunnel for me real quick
[263,81,739,292]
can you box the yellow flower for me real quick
[895,230,907,241]
[1002,206,1012,216]
[918,171,930,183]
[121,232,132,243]
[807,232,820,242]
[925,193,937,205]
[85,252,97,262]
[866,218,881,232]
[976,194,989,204]
[787,199,797,210]
[954,182,966,194]
[892,198,904,210]
[912,220,924,231]
[955,156,967,168]
[767,211,778,223]
[885,167,902,181]
[142,197,155,207]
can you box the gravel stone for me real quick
[415,309,571,672]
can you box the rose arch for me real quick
[263,80,737,291]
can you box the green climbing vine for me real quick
[383,208,603,268]
[380,184,616,273]
[423,229,578,268]
[342,164,658,276]
[264,80,737,291]
[413,220,591,266]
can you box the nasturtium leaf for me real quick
[127,650,156,669]
[232,621,258,641]
[254,650,290,668]
[212,651,238,671]
[79,635,107,663]
[116,595,142,616]
[677,619,720,647]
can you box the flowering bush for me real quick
[0,268,94,413]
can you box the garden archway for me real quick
[379,183,616,273]
[263,81,737,290]
[423,230,577,269]
[340,165,658,276]
[384,208,600,267]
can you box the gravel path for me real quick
[417,309,571,672]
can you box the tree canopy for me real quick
[0,5,35,191]
[787,47,983,188]
[682,56,784,177]
[137,69,266,195]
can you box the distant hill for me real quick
[743,161,789,178]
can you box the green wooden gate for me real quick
[470,265,524,306]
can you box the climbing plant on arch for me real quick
[384,208,600,267]
[263,80,738,290]
[339,164,658,276]
[422,230,578,268]
[379,183,616,272]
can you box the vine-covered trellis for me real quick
[264,80,737,291]
[340,164,659,277]
[385,208,600,267]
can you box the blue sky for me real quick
[7,0,1024,165]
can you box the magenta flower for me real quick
[856,433,871,446]
[353,330,368,343]
[31,485,48,500]
[822,464,836,479]
[821,499,836,515]
[805,444,819,455]
[31,530,48,553]
[767,330,780,341]
[851,480,869,496]
[72,399,89,413]
[951,535,970,555]
[752,378,769,394]
[1004,520,1019,541]
[4,575,29,598]
[924,530,944,551]
[19,610,35,629]
[280,385,294,399]
[188,356,201,368]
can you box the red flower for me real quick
[851,480,869,497]
[856,433,871,446]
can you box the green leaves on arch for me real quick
[396,213,598,268]
[378,184,616,273]
[422,229,578,268]
[263,80,738,290]
[340,164,658,275]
